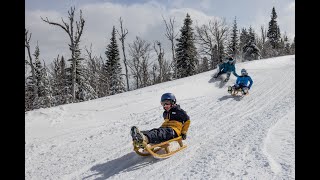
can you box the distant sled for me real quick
[228,87,249,97]
[133,136,187,159]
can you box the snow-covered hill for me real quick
[25,55,295,180]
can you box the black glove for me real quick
[181,133,187,140]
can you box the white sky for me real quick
[25,55,295,179]
[25,0,295,66]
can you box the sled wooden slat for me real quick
[133,136,187,159]
[231,89,249,96]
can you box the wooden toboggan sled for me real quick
[133,136,187,159]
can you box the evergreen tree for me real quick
[280,33,291,55]
[239,28,249,60]
[32,43,45,108]
[25,29,39,110]
[284,41,291,55]
[199,56,209,72]
[105,26,125,95]
[32,44,53,108]
[25,66,36,111]
[76,42,97,101]
[25,77,33,111]
[60,56,72,103]
[33,43,44,97]
[85,47,105,98]
[39,63,53,108]
[243,27,260,60]
[97,56,108,97]
[227,17,239,58]
[42,7,86,102]
[290,36,295,54]
[66,40,97,102]
[51,56,71,105]
[25,72,38,110]
[51,56,62,105]
[267,7,281,49]
[175,13,198,78]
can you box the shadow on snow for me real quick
[83,152,162,179]
[219,95,243,101]
[208,74,229,88]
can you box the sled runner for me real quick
[133,136,187,159]
[231,89,249,96]
[228,86,249,97]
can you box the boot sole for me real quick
[131,126,143,143]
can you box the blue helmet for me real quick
[161,93,176,104]
[241,69,248,76]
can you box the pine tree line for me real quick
[25,6,295,111]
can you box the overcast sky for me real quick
[25,0,295,65]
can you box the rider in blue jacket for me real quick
[228,69,253,95]
[214,57,239,82]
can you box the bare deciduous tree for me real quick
[209,18,229,62]
[84,44,100,95]
[116,17,130,91]
[151,64,157,84]
[41,6,85,102]
[153,41,165,83]
[162,16,178,78]
[195,24,215,69]
[261,26,267,45]
[195,18,229,69]
[128,37,152,89]
[25,29,38,102]
[258,25,268,58]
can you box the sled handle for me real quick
[148,136,183,149]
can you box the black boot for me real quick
[227,86,232,93]
[131,126,148,147]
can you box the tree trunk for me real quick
[41,7,85,103]
[117,17,130,91]
[25,30,39,104]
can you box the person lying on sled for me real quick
[131,93,191,145]
[228,68,253,95]
[214,56,239,82]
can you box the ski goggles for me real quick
[161,100,172,106]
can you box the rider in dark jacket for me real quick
[131,93,190,145]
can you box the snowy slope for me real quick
[25,55,295,180]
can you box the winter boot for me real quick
[242,88,248,95]
[227,86,232,94]
[131,126,148,147]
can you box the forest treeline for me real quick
[25,6,294,111]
